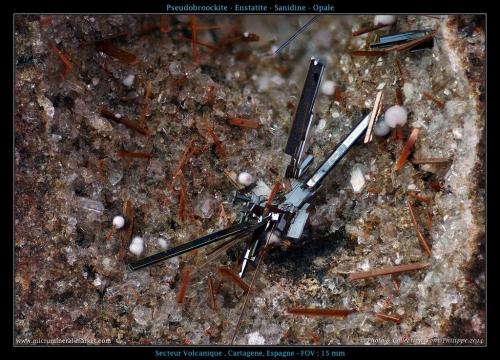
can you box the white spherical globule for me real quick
[373,117,392,136]
[384,105,408,128]
[129,236,144,256]
[112,215,125,229]
[374,15,396,26]
[321,80,336,96]
[237,172,254,186]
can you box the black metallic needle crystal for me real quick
[279,112,371,212]
[306,112,371,189]
[370,29,434,51]
[285,57,325,178]
[128,220,267,271]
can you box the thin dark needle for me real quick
[230,223,276,345]
[272,15,320,56]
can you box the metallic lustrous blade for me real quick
[128,220,267,271]
[285,57,325,178]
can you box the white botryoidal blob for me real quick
[158,237,168,250]
[129,236,144,256]
[122,74,135,87]
[112,215,125,229]
[373,118,391,136]
[237,172,254,186]
[374,15,396,26]
[321,80,336,96]
[384,105,408,128]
